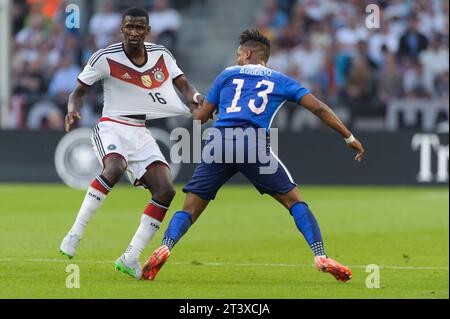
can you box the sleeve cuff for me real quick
[77,78,93,87]
[172,73,185,81]
[296,90,311,104]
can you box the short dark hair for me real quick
[239,29,271,62]
[122,7,149,24]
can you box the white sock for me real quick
[69,186,107,237]
[124,214,161,262]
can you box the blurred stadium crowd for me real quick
[9,0,449,131]
[11,0,183,129]
[261,0,449,128]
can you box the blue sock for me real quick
[290,202,326,257]
[161,211,192,250]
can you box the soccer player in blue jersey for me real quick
[142,30,365,282]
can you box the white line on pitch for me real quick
[0,258,447,270]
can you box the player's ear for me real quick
[245,48,252,60]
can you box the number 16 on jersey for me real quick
[149,92,167,104]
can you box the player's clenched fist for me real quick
[65,111,81,132]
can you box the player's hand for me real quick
[196,94,205,107]
[189,95,205,115]
[65,111,81,132]
[347,139,365,162]
[209,108,220,120]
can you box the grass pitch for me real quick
[0,184,448,299]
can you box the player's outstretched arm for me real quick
[65,81,89,132]
[192,100,217,124]
[299,93,365,162]
[173,75,204,113]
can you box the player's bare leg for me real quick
[180,192,210,223]
[140,162,177,205]
[116,162,176,279]
[141,192,209,280]
[272,188,352,282]
[60,155,126,259]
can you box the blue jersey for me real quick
[205,64,310,131]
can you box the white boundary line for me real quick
[0,258,447,270]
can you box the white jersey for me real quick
[78,42,191,119]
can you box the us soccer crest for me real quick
[141,75,152,88]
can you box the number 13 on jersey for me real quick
[226,79,274,114]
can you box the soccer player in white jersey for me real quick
[59,7,204,279]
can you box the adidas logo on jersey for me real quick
[121,72,132,79]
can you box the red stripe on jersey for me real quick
[99,117,145,127]
[107,55,169,89]
[143,202,168,222]
[90,179,110,195]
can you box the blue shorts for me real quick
[183,125,297,200]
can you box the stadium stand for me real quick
[10,0,449,132]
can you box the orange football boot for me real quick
[141,245,171,280]
[314,256,352,282]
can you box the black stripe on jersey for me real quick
[89,47,123,66]
[106,43,123,50]
[145,48,176,61]
[89,48,110,65]
[93,133,103,158]
[90,48,124,66]
[88,53,100,66]
[145,46,175,60]
[88,43,123,65]
[93,125,105,157]
[88,43,124,65]
[146,44,172,51]
[145,44,165,49]
[145,44,167,50]
[88,50,105,65]
[145,45,174,57]
[96,125,106,157]
[92,125,102,157]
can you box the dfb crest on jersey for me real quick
[141,75,152,88]
[154,69,165,82]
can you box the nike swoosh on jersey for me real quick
[107,55,170,89]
